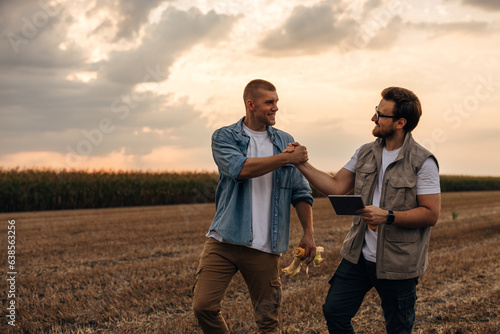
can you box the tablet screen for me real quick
[328,195,365,215]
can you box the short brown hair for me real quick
[381,87,422,132]
[243,79,276,104]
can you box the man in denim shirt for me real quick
[193,79,316,333]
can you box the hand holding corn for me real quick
[282,246,325,277]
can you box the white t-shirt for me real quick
[242,124,274,253]
[343,144,440,262]
[207,124,274,253]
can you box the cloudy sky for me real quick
[1,0,499,176]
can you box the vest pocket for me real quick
[355,162,377,195]
[382,227,418,272]
[384,177,417,210]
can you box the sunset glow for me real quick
[1,0,499,175]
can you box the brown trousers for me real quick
[193,238,282,334]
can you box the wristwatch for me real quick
[387,210,395,225]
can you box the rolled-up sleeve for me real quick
[212,129,247,182]
[291,168,314,207]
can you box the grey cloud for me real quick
[365,16,403,50]
[257,2,357,56]
[361,0,383,18]
[86,0,170,41]
[1,0,81,67]
[256,0,493,58]
[0,65,128,135]
[0,3,239,161]
[0,90,206,157]
[102,7,239,85]
[0,69,210,158]
[460,0,500,11]
[336,16,490,56]
[63,95,210,157]
[255,0,408,57]
[411,20,491,38]
[120,107,213,155]
[119,95,197,130]
[0,2,94,138]
[0,0,59,34]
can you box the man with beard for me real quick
[287,87,441,334]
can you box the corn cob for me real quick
[294,247,306,258]
[282,246,325,277]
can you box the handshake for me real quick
[282,142,308,165]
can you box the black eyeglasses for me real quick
[375,106,399,122]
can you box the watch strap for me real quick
[387,210,395,224]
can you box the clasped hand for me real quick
[282,142,308,165]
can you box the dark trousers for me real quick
[323,256,418,334]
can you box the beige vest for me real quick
[340,133,438,279]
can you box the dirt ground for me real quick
[0,191,499,333]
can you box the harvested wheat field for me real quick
[1,191,499,333]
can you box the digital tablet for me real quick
[328,195,365,215]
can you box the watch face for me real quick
[388,211,395,223]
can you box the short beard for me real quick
[373,127,396,139]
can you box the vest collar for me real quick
[373,132,415,164]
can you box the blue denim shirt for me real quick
[208,117,314,254]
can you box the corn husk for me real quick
[282,246,325,277]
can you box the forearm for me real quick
[295,201,314,235]
[295,162,335,194]
[238,153,291,180]
[392,207,440,228]
[295,201,316,262]
[297,163,353,195]
[392,193,441,228]
[360,194,441,228]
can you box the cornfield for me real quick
[439,174,500,191]
[0,168,218,212]
[1,168,500,212]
